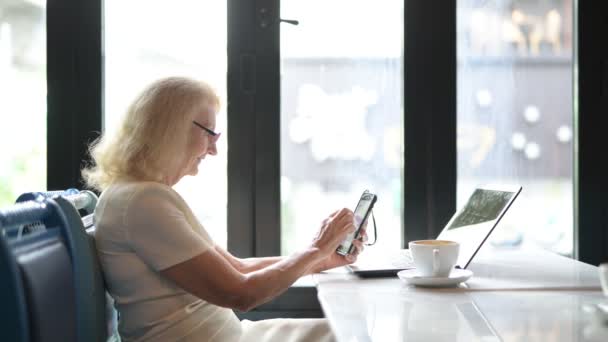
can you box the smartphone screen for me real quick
[336,191,377,255]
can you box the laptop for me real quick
[347,185,522,278]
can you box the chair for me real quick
[0,200,78,342]
[16,190,118,342]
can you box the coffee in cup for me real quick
[409,240,459,277]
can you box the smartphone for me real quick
[336,190,378,256]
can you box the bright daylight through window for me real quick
[0,0,46,207]
[457,0,574,256]
[104,1,228,247]
[280,0,404,255]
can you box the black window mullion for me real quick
[228,0,258,257]
[254,0,281,257]
[575,0,608,265]
[228,0,281,258]
[47,0,102,191]
[403,1,456,244]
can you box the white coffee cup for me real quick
[599,263,608,297]
[409,240,460,277]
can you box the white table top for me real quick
[314,247,608,341]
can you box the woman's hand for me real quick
[309,211,370,273]
[310,208,356,257]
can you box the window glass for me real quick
[457,0,574,256]
[280,0,404,255]
[104,1,228,247]
[0,1,46,206]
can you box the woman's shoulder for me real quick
[104,181,176,201]
[97,181,179,217]
[115,181,187,212]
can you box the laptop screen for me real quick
[437,186,522,268]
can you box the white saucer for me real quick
[397,268,474,287]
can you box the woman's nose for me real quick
[208,141,218,155]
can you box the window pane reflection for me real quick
[280,0,404,255]
[457,0,574,256]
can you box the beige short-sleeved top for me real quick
[94,181,242,342]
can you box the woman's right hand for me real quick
[310,208,356,257]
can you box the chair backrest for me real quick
[59,192,119,341]
[53,196,109,342]
[0,200,78,342]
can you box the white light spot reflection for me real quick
[476,89,493,108]
[525,142,541,160]
[556,125,572,143]
[524,105,541,124]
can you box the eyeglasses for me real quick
[193,120,221,143]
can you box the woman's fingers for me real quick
[322,209,341,225]
[352,239,364,255]
[327,210,354,235]
[312,208,357,255]
[358,230,369,243]
[333,210,354,228]
[341,240,363,262]
[331,208,352,223]
[329,209,341,218]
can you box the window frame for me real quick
[403,1,457,243]
[228,0,282,257]
[575,0,608,265]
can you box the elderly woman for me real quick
[83,77,366,342]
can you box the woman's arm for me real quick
[214,246,284,273]
[162,245,323,311]
[214,212,370,274]
[161,208,355,311]
[215,231,365,276]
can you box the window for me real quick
[457,0,574,256]
[0,1,46,206]
[30,0,606,317]
[104,1,228,247]
[279,0,404,255]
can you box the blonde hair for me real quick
[82,77,220,191]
